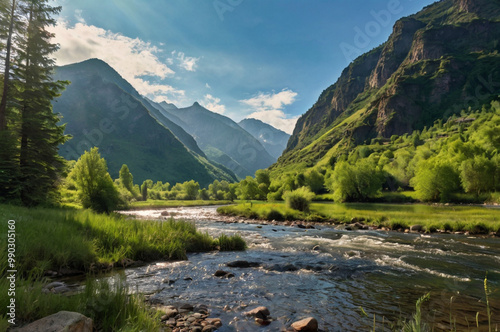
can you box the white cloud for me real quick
[50,21,186,103]
[240,89,299,134]
[205,83,211,89]
[201,94,226,115]
[172,51,199,72]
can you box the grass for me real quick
[218,201,500,233]
[0,276,162,331]
[0,204,246,276]
[0,203,246,331]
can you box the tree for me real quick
[141,180,148,201]
[183,180,200,200]
[305,169,325,194]
[460,156,495,196]
[329,160,383,202]
[119,164,134,192]
[238,176,260,200]
[411,158,460,202]
[14,0,69,205]
[69,147,120,213]
[0,0,19,131]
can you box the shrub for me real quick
[283,187,315,212]
[266,209,285,221]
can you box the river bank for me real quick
[216,201,500,236]
[118,205,500,331]
[0,204,244,331]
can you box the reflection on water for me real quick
[119,206,500,331]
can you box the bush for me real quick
[266,209,285,221]
[283,187,315,212]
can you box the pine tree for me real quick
[0,0,18,131]
[14,0,69,205]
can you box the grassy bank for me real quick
[0,204,245,330]
[0,277,162,331]
[0,204,246,275]
[218,201,500,233]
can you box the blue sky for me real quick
[50,0,436,133]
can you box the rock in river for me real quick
[14,311,93,332]
[226,260,261,268]
[291,317,318,331]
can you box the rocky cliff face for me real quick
[282,0,500,165]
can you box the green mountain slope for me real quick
[53,60,237,186]
[238,118,290,159]
[277,0,500,173]
[151,101,276,178]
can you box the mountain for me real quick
[149,101,276,178]
[238,118,290,159]
[53,59,237,186]
[277,0,500,171]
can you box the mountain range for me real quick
[147,100,277,178]
[274,0,500,173]
[53,59,288,185]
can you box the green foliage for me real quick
[119,164,134,193]
[329,159,383,202]
[283,187,315,212]
[141,180,148,201]
[69,147,121,213]
[411,158,460,202]
[460,155,496,196]
[403,293,430,332]
[238,176,262,200]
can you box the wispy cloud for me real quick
[240,89,299,134]
[50,20,185,103]
[173,51,200,72]
[201,94,226,114]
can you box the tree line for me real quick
[0,0,67,206]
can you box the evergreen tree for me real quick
[14,0,68,205]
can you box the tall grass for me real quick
[0,204,245,276]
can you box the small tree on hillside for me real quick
[119,164,134,193]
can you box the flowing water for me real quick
[119,206,500,331]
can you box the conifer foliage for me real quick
[0,0,68,205]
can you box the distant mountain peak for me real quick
[193,101,201,107]
[159,101,178,110]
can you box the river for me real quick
[119,206,500,331]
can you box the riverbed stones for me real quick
[244,306,270,319]
[15,311,93,332]
[226,260,260,268]
[214,270,235,278]
[410,225,424,232]
[291,317,318,331]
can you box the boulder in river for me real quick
[410,225,423,233]
[15,311,92,332]
[214,270,235,278]
[291,317,318,331]
[226,260,261,268]
[243,306,270,320]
